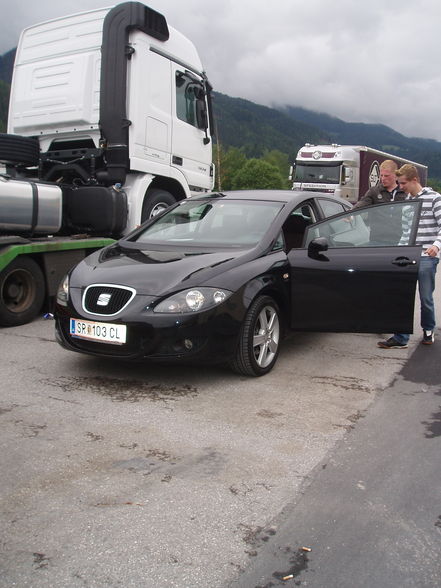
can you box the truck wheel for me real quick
[0,257,45,327]
[141,189,176,222]
[0,133,40,167]
[229,295,281,377]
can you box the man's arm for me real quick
[426,194,441,256]
[352,187,377,209]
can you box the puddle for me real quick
[113,447,226,479]
[43,376,198,402]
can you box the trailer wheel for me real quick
[0,257,45,327]
[0,133,40,167]
[141,189,176,222]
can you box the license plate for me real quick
[70,318,127,345]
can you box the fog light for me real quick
[184,339,193,350]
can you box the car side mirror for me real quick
[308,237,328,254]
[307,237,329,260]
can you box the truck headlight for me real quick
[154,288,231,313]
[56,274,69,306]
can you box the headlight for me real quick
[154,287,232,313]
[56,274,69,306]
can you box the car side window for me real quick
[272,231,285,251]
[282,203,316,251]
[318,199,349,218]
[304,201,422,248]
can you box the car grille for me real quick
[83,285,135,315]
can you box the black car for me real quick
[55,191,422,376]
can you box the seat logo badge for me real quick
[97,293,112,306]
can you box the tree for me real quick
[214,145,248,191]
[261,149,292,188]
[231,158,285,190]
[428,177,441,192]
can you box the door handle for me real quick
[392,257,417,267]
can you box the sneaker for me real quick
[422,330,434,345]
[377,337,408,349]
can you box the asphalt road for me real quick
[0,295,438,588]
[228,332,441,587]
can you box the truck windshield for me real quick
[295,164,341,184]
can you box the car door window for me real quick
[304,201,421,248]
[281,203,316,251]
[318,198,349,218]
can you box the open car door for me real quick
[288,200,422,333]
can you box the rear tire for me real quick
[230,295,281,377]
[0,257,45,327]
[0,133,40,167]
[141,189,176,222]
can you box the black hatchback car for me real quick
[55,191,422,376]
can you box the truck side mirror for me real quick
[195,92,210,144]
[342,166,353,184]
[196,98,208,131]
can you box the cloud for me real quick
[2,0,441,140]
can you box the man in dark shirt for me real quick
[353,159,406,244]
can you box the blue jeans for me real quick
[394,256,439,344]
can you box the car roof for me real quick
[194,189,349,206]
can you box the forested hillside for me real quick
[212,92,330,161]
[0,49,14,130]
[0,80,9,131]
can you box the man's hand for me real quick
[425,245,439,257]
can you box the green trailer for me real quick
[0,236,114,327]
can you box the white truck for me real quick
[0,1,214,326]
[290,144,427,203]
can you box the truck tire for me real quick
[0,133,40,167]
[0,257,45,327]
[141,189,176,222]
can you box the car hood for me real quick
[70,245,255,295]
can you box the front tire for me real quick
[230,295,281,377]
[0,257,45,327]
[141,189,176,222]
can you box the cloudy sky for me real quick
[2,0,441,141]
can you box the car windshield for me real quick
[133,199,285,247]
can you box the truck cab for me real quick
[5,2,214,232]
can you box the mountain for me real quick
[0,49,15,85]
[0,80,9,131]
[1,48,440,178]
[212,92,330,160]
[0,50,13,131]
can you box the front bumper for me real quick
[54,303,243,364]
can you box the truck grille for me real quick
[83,285,135,316]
